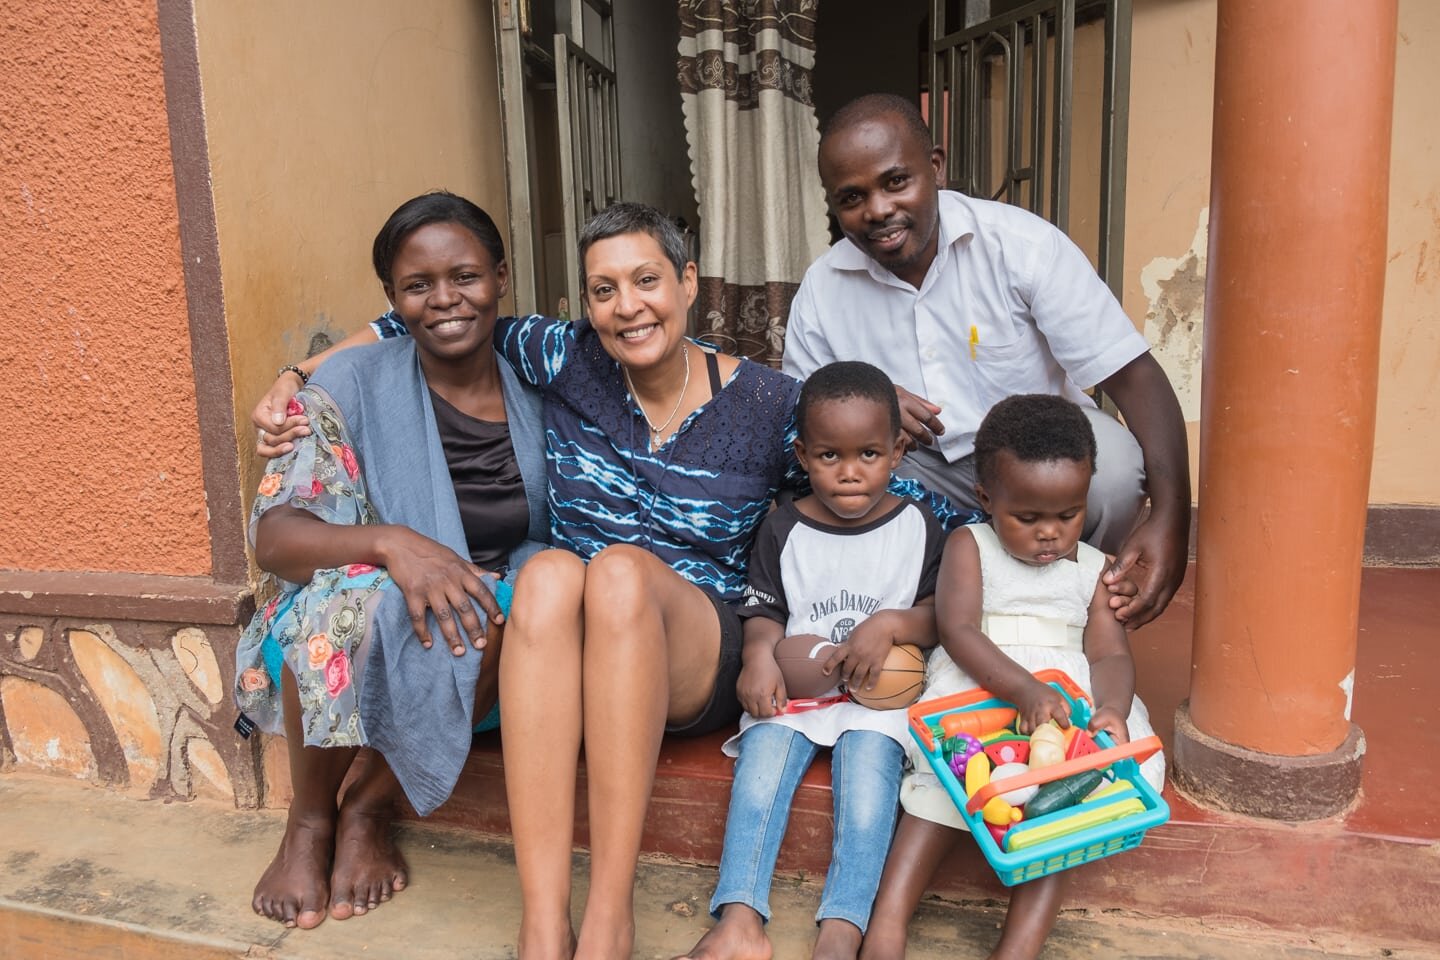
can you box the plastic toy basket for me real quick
[907,668,1168,886]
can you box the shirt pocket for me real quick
[969,318,1044,395]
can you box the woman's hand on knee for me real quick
[376,526,503,654]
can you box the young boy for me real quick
[682,361,947,960]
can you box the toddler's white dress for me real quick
[901,523,1166,829]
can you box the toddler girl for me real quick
[862,393,1165,960]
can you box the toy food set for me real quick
[907,668,1168,885]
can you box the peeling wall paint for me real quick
[1140,208,1209,423]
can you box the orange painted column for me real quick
[1176,0,1396,818]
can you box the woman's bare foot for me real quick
[857,916,907,960]
[574,912,636,960]
[812,918,862,960]
[678,903,772,960]
[328,800,408,920]
[518,913,578,960]
[252,814,334,928]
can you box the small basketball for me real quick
[847,643,927,710]
[773,632,839,698]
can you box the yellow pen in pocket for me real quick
[969,325,979,361]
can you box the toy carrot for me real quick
[940,706,1018,739]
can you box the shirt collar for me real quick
[829,190,978,283]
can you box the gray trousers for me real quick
[894,405,1146,555]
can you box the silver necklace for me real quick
[625,343,691,451]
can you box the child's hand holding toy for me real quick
[1088,704,1130,744]
[1012,678,1072,734]
[738,651,788,718]
[823,612,899,692]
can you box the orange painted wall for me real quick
[0,0,211,575]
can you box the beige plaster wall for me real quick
[0,0,212,575]
[1375,4,1440,505]
[1122,0,1438,506]
[192,0,511,514]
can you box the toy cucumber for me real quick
[1024,768,1106,818]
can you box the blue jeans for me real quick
[709,723,904,932]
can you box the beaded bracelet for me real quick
[278,364,309,385]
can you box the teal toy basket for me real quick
[907,668,1169,886]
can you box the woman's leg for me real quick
[682,723,820,960]
[990,871,1069,960]
[858,813,964,959]
[328,616,507,919]
[328,749,407,920]
[576,545,725,960]
[814,731,904,960]
[252,666,357,929]
[502,550,589,960]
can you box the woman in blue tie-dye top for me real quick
[253,202,971,957]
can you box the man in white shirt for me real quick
[784,94,1190,628]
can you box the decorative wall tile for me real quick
[184,735,234,800]
[0,676,97,779]
[0,616,261,807]
[69,627,164,792]
[172,627,223,705]
[16,626,44,661]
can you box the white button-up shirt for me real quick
[783,191,1148,462]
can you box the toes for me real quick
[330,897,355,921]
[295,907,326,930]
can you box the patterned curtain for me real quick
[678,0,830,365]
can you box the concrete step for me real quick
[5,774,1430,960]
[419,731,1440,952]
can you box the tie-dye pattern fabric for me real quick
[494,315,978,602]
[497,315,802,602]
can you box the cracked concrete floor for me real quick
[1,775,1427,960]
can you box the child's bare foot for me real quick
[677,903,771,960]
[857,917,907,960]
[328,800,408,920]
[251,815,334,928]
[812,918,862,960]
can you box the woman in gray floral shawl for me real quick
[235,192,547,930]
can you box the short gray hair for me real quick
[577,202,691,293]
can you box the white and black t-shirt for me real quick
[725,497,946,755]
